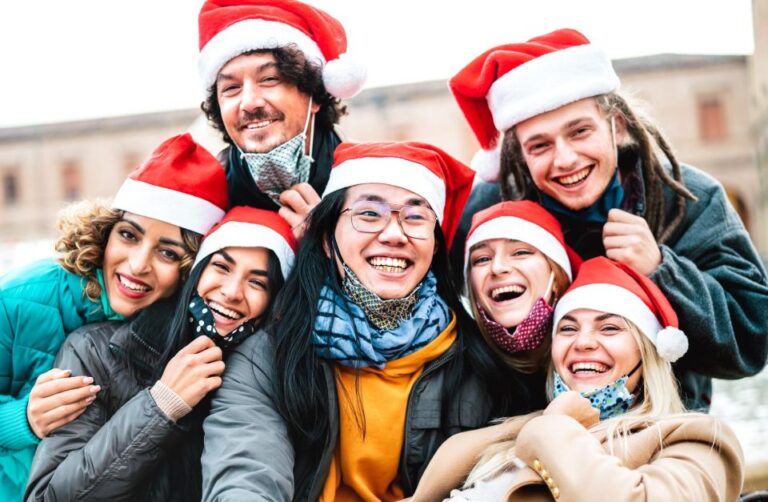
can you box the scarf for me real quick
[312,271,451,368]
[187,292,260,350]
[552,371,635,420]
[342,263,419,331]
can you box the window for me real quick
[697,96,728,141]
[1,169,19,206]
[61,160,82,201]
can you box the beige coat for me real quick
[411,413,744,502]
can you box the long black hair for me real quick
[271,189,526,456]
[122,248,285,501]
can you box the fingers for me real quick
[196,345,224,364]
[279,184,320,217]
[44,406,90,436]
[34,368,71,385]
[602,221,642,238]
[40,393,96,425]
[32,375,95,399]
[606,208,644,223]
[179,333,216,355]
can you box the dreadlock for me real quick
[499,92,697,244]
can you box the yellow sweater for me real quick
[320,315,457,502]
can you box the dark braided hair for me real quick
[499,93,697,244]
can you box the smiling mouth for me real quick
[368,256,411,273]
[490,285,525,302]
[243,119,277,130]
[208,301,244,321]
[117,274,151,293]
[570,362,609,374]
[554,166,593,187]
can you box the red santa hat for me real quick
[449,29,620,182]
[112,134,228,235]
[193,206,297,278]
[465,200,581,280]
[553,257,688,362]
[322,141,475,248]
[198,0,366,99]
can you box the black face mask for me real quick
[187,292,260,350]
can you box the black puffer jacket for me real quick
[24,305,206,502]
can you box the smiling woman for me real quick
[0,133,228,501]
[200,141,532,501]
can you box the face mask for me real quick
[188,292,260,350]
[552,370,636,420]
[239,98,315,205]
[476,271,555,354]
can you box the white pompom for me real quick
[470,148,501,183]
[655,327,688,362]
[323,52,367,99]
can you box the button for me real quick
[533,459,542,472]
[545,477,555,489]
[552,487,561,499]
[540,468,549,478]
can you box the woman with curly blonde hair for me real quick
[410,258,744,502]
[0,134,228,502]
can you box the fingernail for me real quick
[90,385,101,393]
[57,370,70,378]
[83,377,94,385]
[85,396,96,404]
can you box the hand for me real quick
[27,368,101,438]
[159,335,224,408]
[602,209,662,275]
[278,182,321,241]
[543,391,599,429]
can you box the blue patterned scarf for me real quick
[312,271,451,368]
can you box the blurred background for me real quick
[0,0,766,489]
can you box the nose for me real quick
[219,275,244,302]
[377,213,408,245]
[553,137,579,170]
[573,329,599,351]
[490,253,510,276]
[240,80,266,112]
[128,245,152,275]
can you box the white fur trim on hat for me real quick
[323,52,366,99]
[488,44,620,131]
[113,178,225,235]
[553,283,663,347]
[654,327,688,362]
[322,157,446,223]
[192,221,295,278]
[470,148,501,183]
[465,216,572,279]
[199,18,325,91]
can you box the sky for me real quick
[0,0,755,128]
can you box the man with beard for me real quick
[198,0,366,238]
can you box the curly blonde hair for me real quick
[55,199,202,303]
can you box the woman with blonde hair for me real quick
[0,133,228,501]
[411,257,743,501]
[464,200,579,378]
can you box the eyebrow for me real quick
[121,218,185,248]
[355,194,428,206]
[595,313,621,322]
[217,62,279,83]
[521,117,594,146]
[214,250,268,276]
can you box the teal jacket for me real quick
[0,259,118,501]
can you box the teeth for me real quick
[369,256,408,270]
[491,285,524,301]
[245,120,274,129]
[208,301,243,321]
[119,275,149,292]
[558,168,591,186]
[571,362,608,373]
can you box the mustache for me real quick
[239,108,284,125]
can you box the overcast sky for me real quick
[0,0,755,128]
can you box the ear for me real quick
[612,113,628,146]
[311,100,321,114]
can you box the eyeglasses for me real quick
[341,200,437,240]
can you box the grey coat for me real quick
[201,331,495,501]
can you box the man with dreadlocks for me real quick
[448,29,768,411]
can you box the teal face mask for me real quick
[552,371,635,420]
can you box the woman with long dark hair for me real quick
[202,142,532,501]
[25,207,296,501]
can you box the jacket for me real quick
[201,324,501,501]
[24,304,200,502]
[417,412,743,502]
[0,259,111,501]
[221,126,342,210]
[451,160,768,411]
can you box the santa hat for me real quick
[198,0,366,99]
[193,206,297,278]
[465,200,581,280]
[449,29,620,182]
[322,141,475,248]
[553,257,688,362]
[113,134,228,235]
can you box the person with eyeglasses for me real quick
[201,142,533,501]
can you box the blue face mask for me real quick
[552,371,635,420]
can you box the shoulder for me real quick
[61,321,123,360]
[652,413,739,446]
[225,330,277,378]
[0,259,75,297]
[676,164,727,201]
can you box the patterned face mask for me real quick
[341,262,420,331]
[239,99,315,205]
[552,371,636,420]
[187,292,260,350]
[477,298,553,354]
